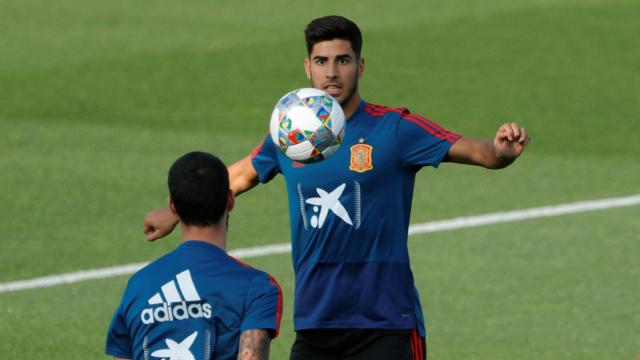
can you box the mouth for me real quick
[322,83,343,97]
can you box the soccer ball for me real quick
[270,88,345,163]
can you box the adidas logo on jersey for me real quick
[141,269,212,325]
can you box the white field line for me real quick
[1,194,639,294]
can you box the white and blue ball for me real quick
[269,88,345,163]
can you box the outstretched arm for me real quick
[142,204,179,241]
[445,122,531,169]
[228,155,260,196]
[237,329,271,360]
[143,155,260,241]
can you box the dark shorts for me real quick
[290,329,426,360]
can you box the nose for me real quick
[326,60,338,79]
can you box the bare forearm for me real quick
[143,206,179,240]
[470,140,515,169]
[228,155,260,196]
[446,123,530,169]
[237,329,271,360]
[446,138,513,169]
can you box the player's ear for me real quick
[357,56,365,79]
[304,57,311,80]
[226,189,235,212]
[168,196,178,215]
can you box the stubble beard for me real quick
[339,76,359,110]
[311,72,360,109]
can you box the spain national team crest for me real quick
[349,143,373,173]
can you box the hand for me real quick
[143,208,178,241]
[493,122,531,160]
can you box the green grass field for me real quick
[1,0,639,358]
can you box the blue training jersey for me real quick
[252,101,460,336]
[106,240,283,360]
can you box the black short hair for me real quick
[304,15,362,58]
[168,151,229,227]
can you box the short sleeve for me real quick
[241,273,283,338]
[396,112,461,168]
[250,133,282,184]
[105,303,132,359]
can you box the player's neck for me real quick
[180,223,227,251]
[342,92,361,119]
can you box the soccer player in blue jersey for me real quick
[108,151,283,360]
[143,16,530,359]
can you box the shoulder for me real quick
[223,255,281,294]
[123,248,194,300]
[362,102,410,119]
[128,250,176,283]
[250,131,274,158]
[363,103,443,130]
[362,102,455,138]
[226,255,279,285]
[382,106,462,144]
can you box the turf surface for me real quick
[1,0,639,358]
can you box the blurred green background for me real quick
[1,0,639,358]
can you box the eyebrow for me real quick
[312,54,353,61]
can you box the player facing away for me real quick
[143,16,530,359]
[107,151,283,360]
